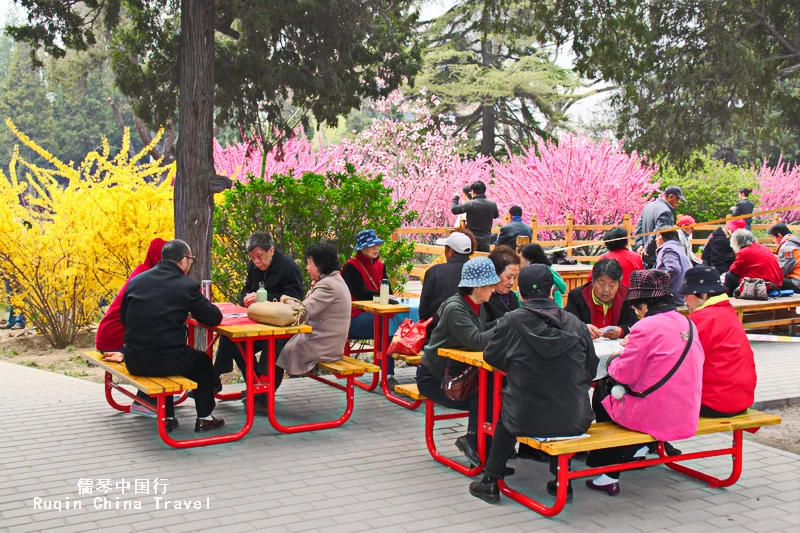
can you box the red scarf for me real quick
[344,252,385,317]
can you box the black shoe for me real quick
[469,478,500,504]
[663,442,682,456]
[194,416,225,432]
[386,376,400,391]
[483,466,515,477]
[455,435,480,466]
[165,418,179,433]
[546,480,573,501]
[517,446,551,463]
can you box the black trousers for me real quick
[484,417,561,480]
[724,272,741,296]
[213,336,285,390]
[700,404,747,418]
[126,347,216,418]
[585,380,639,479]
[100,350,156,407]
[415,363,494,436]
[782,278,800,293]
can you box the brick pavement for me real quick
[1,360,798,533]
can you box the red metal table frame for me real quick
[350,301,421,410]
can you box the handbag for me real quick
[442,364,479,402]
[733,277,768,300]
[247,297,307,326]
[387,318,433,356]
[608,317,694,399]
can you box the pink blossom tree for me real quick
[756,156,800,224]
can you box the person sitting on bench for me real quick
[680,266,756,418]
[585,270,704,496]
[469,265,599,505]
[117,239,225,433]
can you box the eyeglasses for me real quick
[184,256,197,262]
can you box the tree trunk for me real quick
[174,0,231,283]
[479,4,495,156]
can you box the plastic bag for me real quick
[386,318,433,356]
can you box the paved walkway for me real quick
[1,359,798,533]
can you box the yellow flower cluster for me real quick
[0,119,174,347]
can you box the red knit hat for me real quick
[726,218,747,232]
[677,215,696,226]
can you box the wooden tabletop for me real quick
[551,264,593,273]
[437,348,496,371]
[214,323,312,339]
[678,294,800,315]
[351,300,411,314]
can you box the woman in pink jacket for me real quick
[585,269,704,496]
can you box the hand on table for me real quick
[103,351,124,363]
[601,327,623,340]
[243,293,257,307]
[587,324,602,340]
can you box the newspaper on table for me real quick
[592,338,625,380]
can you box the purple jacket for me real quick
[656,240,691,305]
[602,310,705,441]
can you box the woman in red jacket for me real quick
[725,229,784,295]
[96,238,167,416]
[680,266,756,416]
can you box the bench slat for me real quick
[517,410,782,455]
[82,352,196,395]
[391,353,421,365]
[316,356,380,376]
[394,383,427,401]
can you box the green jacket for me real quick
[550,267,567,308]
[420,294,495,380]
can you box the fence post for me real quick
[531,215,539,244]
[623,214,633,248]
[502,212,511,225]
[772,214,779,225]
[565,213,574,257]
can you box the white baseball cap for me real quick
[436,232,472,254]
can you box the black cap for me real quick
[509,205,522,217]
[664,185,687,202]
[518,264,554,299]
[679,266,726,295]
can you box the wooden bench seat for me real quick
[316,356,379,376]
[394,383,427,401]
[391,353,421,365]
[82,351,197,395]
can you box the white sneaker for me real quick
[130,402,156,418]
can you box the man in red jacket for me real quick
[680,266,756,417]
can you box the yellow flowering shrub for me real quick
[0,119,174,347]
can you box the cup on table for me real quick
[373,296,381,302]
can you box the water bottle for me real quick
[256,281,268,303]
[380,278,390,305]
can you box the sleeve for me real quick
[446,305,496,351]
[728,250,745,277]
[564,289,584,322]
[451,198,469,215]
[550,268,568,294]
[483,315,511,371]
[660,249,682,284]
[732,201,745,217]
[303,281,335,318]
[418,272,436,321]
[777,247,797,276]
[496,225,511,247]
[580,326,600,379]
[238,263,253,305]
[634,217,645,248]
[189,288,223,327]
[617,301,638,337]
[341,263,378,300]
[493,203,499,219]
[607,327,650,387]
[281,263,305,301]
[119,285,130,327]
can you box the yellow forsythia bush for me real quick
[0,119,174,347]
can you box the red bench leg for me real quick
[657,430,744,488]
[104,372,132,413]
[498,453,575,517]
[424,400,483,476]
[354,317,383,391]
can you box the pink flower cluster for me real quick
[756,156,800,224]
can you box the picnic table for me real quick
[677,294,800,330]
[349,300,422,410]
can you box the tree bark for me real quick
[479,3,495,156]
[175,0,231,283]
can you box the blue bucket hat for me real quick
[458,257,501,288]
[355,229,385,252]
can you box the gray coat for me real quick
[635,198,675,263]
[277,272,352,375]
[497,219,533,248]
[655,239,691,306]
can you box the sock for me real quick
[199,415,214,421]
[593,474,618,486]
[633,445,649,458]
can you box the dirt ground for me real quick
[1,325,798,455]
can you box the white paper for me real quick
[531,434,591,442]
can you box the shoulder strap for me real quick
[348,258,380,292]
[624,317,694,399]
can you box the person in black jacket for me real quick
[701,226,736,274]
[469,264,599,504]
[419,231,475,338]
[496,206,533,248]
[483,246,521,322]
[117,239,225,433]
[451,181,499,252]
[565,259,638,340]
[213,232,304,402]
[731,188,754,230]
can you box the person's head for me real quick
[663,185,686,208]
[519,243,551,267]
[625,269,674,319]
[305,241,341,281]
[739,187,751,199]
[603,227,630,252]
[246,232,275,271]
[457,257,501,304]
[487,245,521,295]
[355,229,384,260]
[677,215,695,236]
[679,266,726,312]
[143,238,167,269]
[161,239,194,275]
[768,223,792,245]
[656,229,680,247]
[509,205,523,218]
[591,259,624,303]
[730,229,757,253]
[436,231,473,259]
[726,218,746,234]
[462,185,473,199]
[470,180,487,195]
[518,264,555,301]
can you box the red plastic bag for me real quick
[386,318,433,356]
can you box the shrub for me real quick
[212,165,417,302]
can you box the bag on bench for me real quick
[248,298,306,326]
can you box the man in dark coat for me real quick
[213,232,304,394]
[496,206,532,248]
[419,231,473,338]
[701,226,736,274]
[634,186,685,267]
[469,264,599,504]
[451,180,499,252]
[119,239,225,432]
